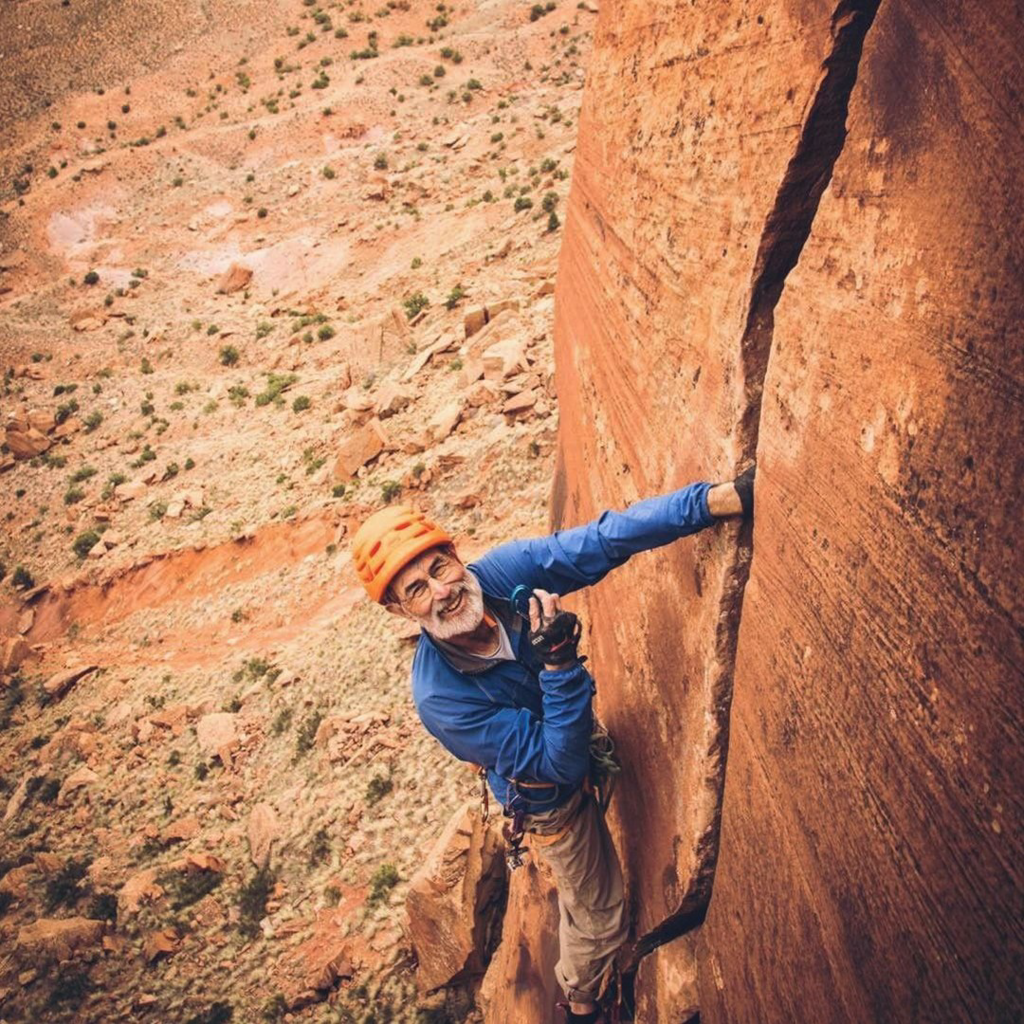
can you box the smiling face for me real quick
[386,544,486,640]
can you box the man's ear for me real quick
[382,601,411,619]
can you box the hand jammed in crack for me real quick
[528,589,583,672]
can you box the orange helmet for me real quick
[351,505,453,603]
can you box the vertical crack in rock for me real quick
[633,0,881,965]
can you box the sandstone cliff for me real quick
[485,1,1023,1021]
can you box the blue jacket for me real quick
[411,482,716,812]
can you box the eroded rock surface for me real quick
[405,802,507,994]
[487,0,1023,1021]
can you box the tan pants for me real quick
[523,789,628,1003]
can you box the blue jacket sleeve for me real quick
[470,482,715,598]
[418,663,594,786]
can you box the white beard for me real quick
[417,570,486,640]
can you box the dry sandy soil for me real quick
[0,0,594,1019]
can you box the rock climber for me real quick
[351,468,755,1023]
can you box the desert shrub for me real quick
[403,291,429,320]
[367,863,399,905]
[365,773,393,805]
[72,530,101,558]
[11,566,34,589]
[293,710,323,760]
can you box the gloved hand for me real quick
[733,464,756,519]
[528,589,582,668]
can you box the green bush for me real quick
[381,480,402,502]
[83,270,99,285]
[403,291,429,320]
[365,773,393,805]
[11,566,34,590]
[72,530,101,558]
[367,863,399,905]
[219,345,240,367]
[373,151,388,170]
[292,395,311,413]
[444,284,465,310]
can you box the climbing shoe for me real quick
[734,463,756,518]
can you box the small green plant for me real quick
[403,291,429,320]
[83,270,99,286]
[514,195,534,212]
[322,164,336,179]
[84,410,103,432]
[381,480,402,502]
[444,284,465,309]
[11,566,35,590]
[294,709,323,761]
[547,210,560,232]
[317,324,335,341]
[292,395,311,413]
[331,483,347,498]
[365,773,393,805]
[219,345,240,366]
[308,827,332,865]
[373,151,388,171]
[367,863,399,905]
[271,707,293,735]
[72,531,101,558]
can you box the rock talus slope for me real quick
[487,0,1023,1021]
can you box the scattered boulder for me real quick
[196,712,238,754]
[248,802,280,869]
[0,863,37,899]
[216,263,252,294]
[271,911,354,1010]
[4,424,50,459]
[1,636,31,674]
[406,802,508,993]
[374,384,412,419]
[16,918,105,960]
[143,927,181,962]
[114,480,147,502]
[429,401,464,443]
[332,419,386,480]
[482,337,529,381]
[43,664,98,701]
[502,390,539,417]
[57,765,100,806]
[463,299,521,340]
[119,868,164,916]
[3,773,40,823]
[161,815,201,844]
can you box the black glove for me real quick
[529,609,582,667]
[734,464,756,519]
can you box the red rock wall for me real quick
[485,0,1023,1021]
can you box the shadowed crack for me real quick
[632,0,882,965]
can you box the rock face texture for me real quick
[485,1,1023,1021]
[405,802,508,994]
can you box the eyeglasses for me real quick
[400,553,462,612]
